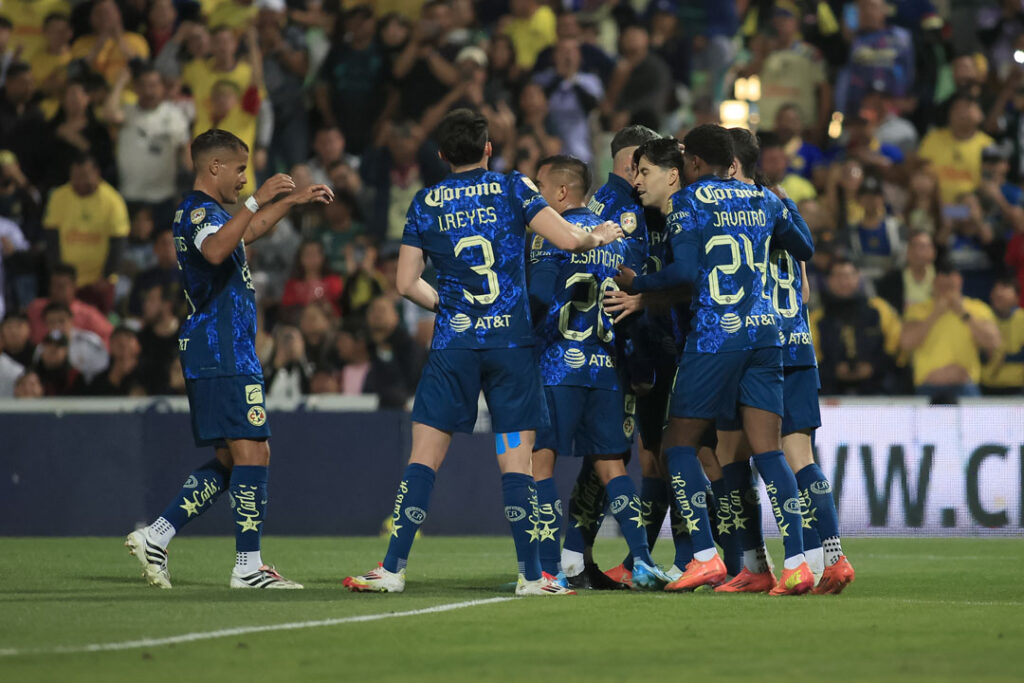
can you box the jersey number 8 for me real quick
[559,273,618,342]
[769,249,800,319]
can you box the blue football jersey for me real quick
[633,176,814,354]
[772,199,817,368]
[642,206,689,358]
[587,172,647,270]
[172,191,262,379]
[528,207,628,389]
[402,168,548,350]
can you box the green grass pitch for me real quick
[1,536,1021,682]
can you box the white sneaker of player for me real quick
[230,565,304,589]
[125,528,172,589]
[515,575,577,596]
[342,563,406,593]
[806,547,825,586]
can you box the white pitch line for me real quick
[0,597,514,658]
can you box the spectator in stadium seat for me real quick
[770,104,826,183]
[42,301,108,382]
[281,240,343,316]
[533,12,612,83]
[297,301,334,371]
[42,154,129,313]
[810,258,904,395]
[307,127,359,188]
[600,25,672,131]
[902,163,944,236]
[69,0,150,86]
[918,94,995,204]
[366,294,424,395]
[13,369,42,398]
[136,283,180,396]
[0,328,24,397]
[0,211,29,320]
[26,264,112,346]
[127,230,180,318]
[848,174,906,287]
[876,230,938,314]
[901,260,1002,400]
[32,329,79,396]
[105,64,191,231]
[759,132,817,203]
[257,1,310,172]
[77,326,144,396]
[265,324,312,399]
[502,0,556,71]
[836,0,915,115]
[314,6,384,157]
[746,1,831,143]
[861,89,919,159]
[981,278,1024,394]
[333,319,409,408]
[318,189,366,276]
[1,312,33,367]
[44,79,117,193]
[0,62,48,186]
[29,13,73,107]
[531,38,603,163]
[945,193,1005,300]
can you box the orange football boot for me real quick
[812,556,856,594]
[664,554,727,592]
[768,561,814,596]
[714,567,777,593]
[603,563,634,588]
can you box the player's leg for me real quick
[698,433,741,576]
[125,446,232,589]
[532,447,562,579]
[591,455,671,589]
[225,437,301,589]
[783,430,824,580]
[562,457,626,590]
[714,430,776,593]
[605,437,665,585]
[345,349,473,593]
[484,348,573,596]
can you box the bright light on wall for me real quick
[720,100,750,128]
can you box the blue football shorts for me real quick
[669,347,784,424]
[185,374,271,448]
[535,385,631,457]
[410,347,548,434]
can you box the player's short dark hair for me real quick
[43,12,69,26]
[633,137,684,175]
[51,263,78,281]
[537,154,591,196]
[43,301,72,318]
[728,128,759,179]
[682,124,735,171]
[435,108,488,166]
[190,128,249,167]
[610,125,660,158]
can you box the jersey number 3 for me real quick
[454,235,499,304]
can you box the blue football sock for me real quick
[382,463,435,573]
[502,473,543,581]
[752,450,804,562]
[624,476,669,571]
[796,463,845,565]
[669,504,694,568]
[563,459,605,554]
[605,475,654,567]
[230,465,268,556]
[158,458,230,533]
[711,477,742,576]
[665,447,715,554]
[722,460,765,552]
[535,477,562,576]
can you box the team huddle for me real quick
[125,111,854,596]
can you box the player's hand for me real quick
[604,288,644,323]
[288,183,334,206]
[613,264,637,292]
[593,220,623,246]
[254,173,296,206]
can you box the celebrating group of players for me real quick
[125,109,854,596]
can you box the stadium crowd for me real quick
[0,0,1023,402]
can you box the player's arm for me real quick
[396,244,439,313]
[619,206,698,292]
[771,192,815,261]
[528,207,622,253]
[527,257,559,322]
[242,184,334,244]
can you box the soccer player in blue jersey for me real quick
[527,154,671,591]
[616,124,816,594]
[714,128,855,595]
[125,129,333,589]
[342,110,622,596]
